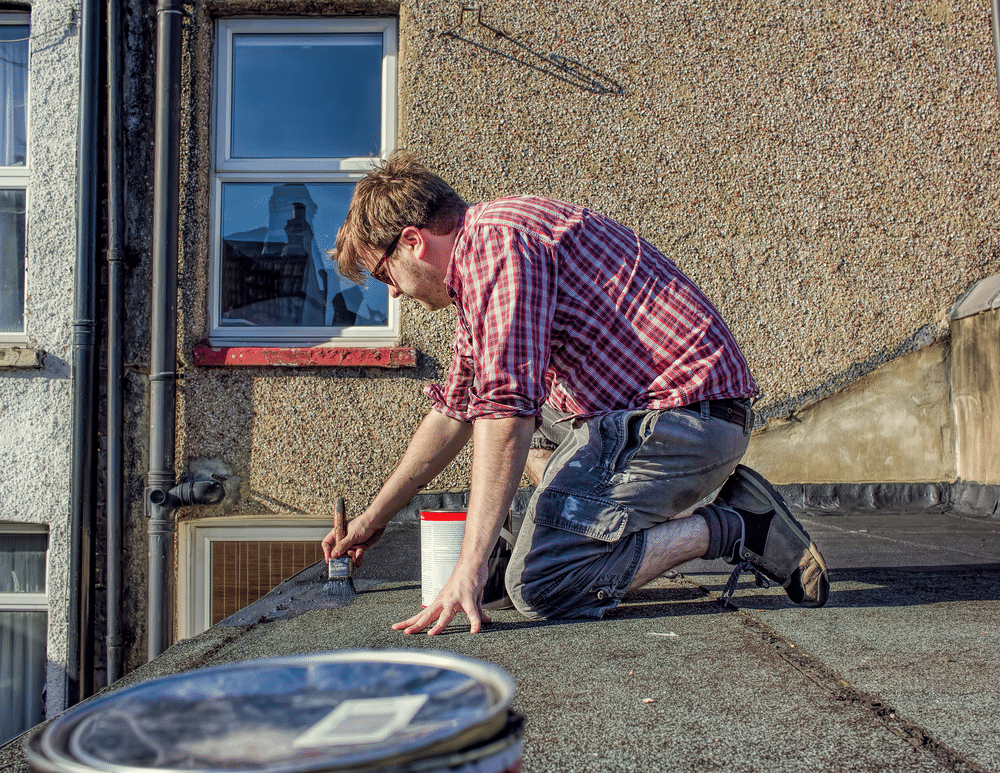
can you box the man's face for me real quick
[364,234,452,312]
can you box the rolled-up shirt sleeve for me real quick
[446,224,556,423]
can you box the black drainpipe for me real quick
[146,0,224,661]
[68,0,102,706]
[105,0,124,685]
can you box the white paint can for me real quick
[420,510,467,607]
[420,511,515,610]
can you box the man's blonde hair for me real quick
[330,151,467,284]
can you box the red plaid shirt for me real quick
[425,197,756,423]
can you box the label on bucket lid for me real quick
[292,694,428,747]
[36,651,515,773]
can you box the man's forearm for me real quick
[456,416,536,571]
[366,410,473,527]
[391,414,536,635]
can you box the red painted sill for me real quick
[192,343,416,369]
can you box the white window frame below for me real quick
[208,17,399,348]
[0,523,48,745]
[177,516,331,640]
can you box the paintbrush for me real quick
[321,495,356,604]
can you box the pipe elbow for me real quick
[173,478,226,506]
[148,477,227,511]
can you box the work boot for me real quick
[716,465,829,608]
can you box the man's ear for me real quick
[399,225,426,259]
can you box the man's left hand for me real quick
[392,562,491,635]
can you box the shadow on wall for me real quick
[752,322,945,426]
[440,4,626,96]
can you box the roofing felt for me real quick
[6,510,1000,773]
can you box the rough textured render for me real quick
[0,0,82,714]
[175,0,1000,516]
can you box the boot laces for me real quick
[719,561,771,607]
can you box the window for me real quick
[0,15,28,344]
[178,517,330,638]
[210,18,398,347]
[0,527,47,745]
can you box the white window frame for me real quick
[0,522,47,611]
[177,516,331,639]
[0,523,48,745]
[209,17,399,348]
[0,13,30,345]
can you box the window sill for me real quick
[0,346,43,370]
[192,343,416,368]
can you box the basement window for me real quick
[178,518,329,638]
[209,18,398,347]
[0,527,47,745]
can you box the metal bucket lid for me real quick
[29,650,515,773]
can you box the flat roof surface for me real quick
[6,510,1000,773]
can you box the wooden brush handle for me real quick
[333,496,347,541]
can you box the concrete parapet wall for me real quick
[744,300,1000,494]
[952,310,1000,484]
[743,341,955,484]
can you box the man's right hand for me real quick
[322,508,386,567]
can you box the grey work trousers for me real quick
[506,402,751,619]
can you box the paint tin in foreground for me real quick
[25,650,523,773]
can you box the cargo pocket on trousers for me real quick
[531,487,629,543]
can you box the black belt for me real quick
[679,398,751,427]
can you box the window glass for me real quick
[219,182,387,327]
[0,25,28,167]
[230,34,382,159]
[0,530,47,745]
[0,189,26,333]
[210,540,324,625]
[0,20,27,339]
[0,532,46,593]
[0,611,46,743]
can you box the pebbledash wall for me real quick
[140,0,1000,664]
[0,0,81,725]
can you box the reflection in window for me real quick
[220,182,388,328]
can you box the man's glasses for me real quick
[370,232,402,285]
